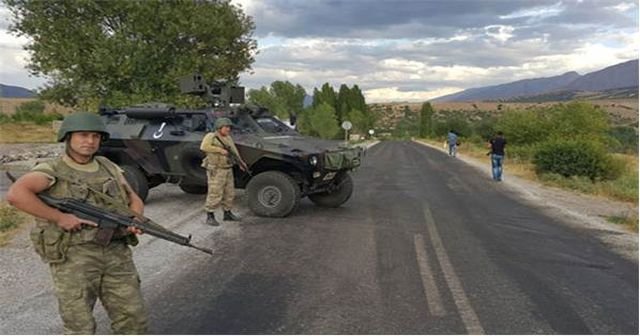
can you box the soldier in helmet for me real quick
[6,112,148,334]
[200,117,247,226]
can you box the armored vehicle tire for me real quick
[308,173,353,208]
[179,184,207,194]
[246,171,301,217]
[121,165,149,201]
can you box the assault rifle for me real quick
[3,170,212,255]
[215,135,251,175]
[37,193,213,255]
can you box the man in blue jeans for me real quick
[447,130,458,157]
[488,131,507,181]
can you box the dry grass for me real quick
[422,138,638,204]
[0,123,57,143]
[375,99,639,126]
[0,98,72,116]
[0,202,31,247]
[453,141,539,180]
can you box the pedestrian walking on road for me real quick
[200,117,248,226]
[447,130,459,157]
[6,112,148,334]
[488,131,507,181]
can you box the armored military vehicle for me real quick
[97,75,362,217]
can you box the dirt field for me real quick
[372,99,639,125]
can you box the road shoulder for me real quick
[413,140,638,263]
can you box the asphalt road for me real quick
[141,141,638,334]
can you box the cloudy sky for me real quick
[1,0,638,102]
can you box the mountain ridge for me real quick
[0,84,36,98]
[432,59,639,102]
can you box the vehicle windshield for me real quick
[254,117,298,135]
[230,114,298,135]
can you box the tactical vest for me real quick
[30,156,133,263]
[202,132,238,169]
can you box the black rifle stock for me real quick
[38,193,213,255]
[215,135,250,174]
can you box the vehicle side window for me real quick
[191,115,207,131]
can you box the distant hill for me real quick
[561,59,638,92]
[0,84,36,98]
[432,59,639,102]
[432,71,581,102]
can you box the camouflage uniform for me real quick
[200,131,240,212]
[30,155,147,334]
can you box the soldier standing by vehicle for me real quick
[6,112,148,334]
[200,117,247,226]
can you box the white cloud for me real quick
[364,86,462,103]
[609,2,636,12]
[499,2,565,21]
[484,25,515,43]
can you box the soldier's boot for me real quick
[223,210,240,221]
[206,212,220,226]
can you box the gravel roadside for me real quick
[414,140,638,263]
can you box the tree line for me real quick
[412,101,636,181]
[248,82,375,139]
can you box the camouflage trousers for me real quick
[204,167,234,212]
[49,242,148,334]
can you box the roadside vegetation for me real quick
[413,101,638,230]
[0,99,62,143]
[0,202,30,246]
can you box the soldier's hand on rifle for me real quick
[221,149,229,156]
[239,160,249,172]
[57,213,97,232]
[127,226,144,235]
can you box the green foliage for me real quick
[15,99,44,114]
[470,116,496,142]
[546,101,610,142]
[6,0,256,107]
[310,82,372,137]
[247,81,306,119]
[313,83,337,109]
[608,126,638,153]
[495,109,552,146]
[303,103,340,139]
[393,107,419,139]
[533,139,623,181]
[432,113,470,138]
[0,100,63,125]
[419,102,434,138]
[0,203,22,232]
[347,109,367,134]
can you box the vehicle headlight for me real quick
[309,155,318,166]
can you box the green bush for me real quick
[432,113,471,137]
[0,203,21,232]
[15,100,45,115]
[507,144,539,161]
[533,139,623,180]
[470,117,496,141]
[495,109,552,146]
[608,126,638,153]
[0,100,63,125]
[547,101,609,143]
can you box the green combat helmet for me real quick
[214,117,233,130]
[57,112,110,142]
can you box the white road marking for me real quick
[423,205,485,335]
[414,234,446,317]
